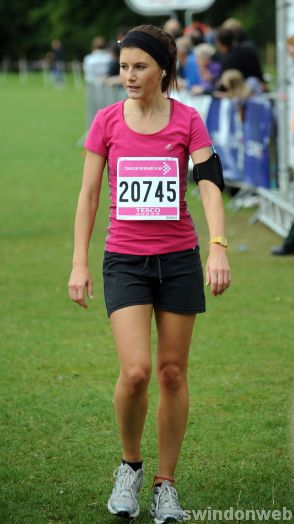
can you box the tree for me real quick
[0,0,276,60]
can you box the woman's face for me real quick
[120,47,163,99]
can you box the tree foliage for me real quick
[0,0,275,60]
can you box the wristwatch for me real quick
[209,236,228,248]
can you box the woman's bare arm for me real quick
[191,147,231,296]
[68,151,106,308]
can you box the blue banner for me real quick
[243,97,272,188]
[206,98,244,181]
[205,96,272,188]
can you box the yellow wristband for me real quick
[209,236,228,248]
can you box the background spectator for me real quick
[271,223,294,255]
[216,27,265,91]
[50,39,64,85]
[107,42,120,77]
[213,69,251,125]
[184,21,216,45]
[222,17,264,57]
[176,36,201,90]
[104,27,130,85]
[214,69,251,100]
[83,36,112,84]
[163,18,183,38]
[184,23,204,46]
[222,17,242,34]
[191,43,221,95]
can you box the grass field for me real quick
[1,74,293,524]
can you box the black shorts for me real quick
[102,247,206,317]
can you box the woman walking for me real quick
[68,24,231,524]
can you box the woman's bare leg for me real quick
[110,304,153,462]
[154,310,196,480]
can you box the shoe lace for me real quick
[157,483,181,510]
[114,465,137,494]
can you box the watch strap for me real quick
[209,236,228,248]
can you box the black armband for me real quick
[193,152,225,192]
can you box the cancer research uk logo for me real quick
[163,161,172,175]
[182,506,293,521]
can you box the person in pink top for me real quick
[68,24,231,524]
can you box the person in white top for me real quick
[83,36,112,84]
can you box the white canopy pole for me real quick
[286,0,294,175]
[276,0,290,196]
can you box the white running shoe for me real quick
[150,480,184,523]
[107,462,144,518]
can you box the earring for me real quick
[162,70,166,78]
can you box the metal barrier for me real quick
[85,80,125,128]
[0,59,84,89]
[250,187,294,237]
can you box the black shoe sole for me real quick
[115,510,135,519]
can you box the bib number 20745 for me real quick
[119,180,177,203]
[117,157,180,220]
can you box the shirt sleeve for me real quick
[189,108,212,154]
[84,110,108,157]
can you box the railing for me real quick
[0,59,84,89]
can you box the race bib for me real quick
[117,157,179,220]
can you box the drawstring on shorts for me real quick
[143,256,150,273]
[143,255,164,285]
[157,256,163,285]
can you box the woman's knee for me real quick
[121,366,151,395]
[157,362,186,392]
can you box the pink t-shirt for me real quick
[84,98,212,255]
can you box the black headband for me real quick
[119,31,170,70]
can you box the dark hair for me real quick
[123,24,178,93]
[234,28,248,44]
[190,27,204,47]
[217,28,234,49]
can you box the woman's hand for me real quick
[206,244,231,296]
[68,265,93,309]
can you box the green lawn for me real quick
[0,74,293,524]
